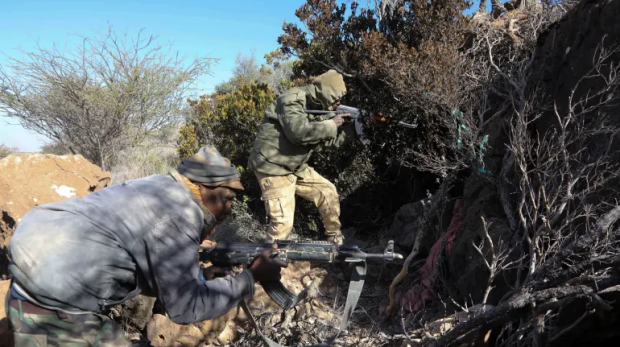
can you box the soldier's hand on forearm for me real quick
[249,249,288,283]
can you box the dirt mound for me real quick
[0,153,111,278]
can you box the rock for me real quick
[147,301,240,346]
[112,295,157,332]
[400,339,420,347]
[0,280,13,347]
[448,174,515,306]
[389,201,425,253]
[0,154,110,278]
[147,313,213,347]
[373,281,390,292]
[388,200,441,255]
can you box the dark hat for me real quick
[177,145,244,191]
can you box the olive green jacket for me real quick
[248,82,355,177]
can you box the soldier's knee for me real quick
[269,212,294,233]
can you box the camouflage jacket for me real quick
[248,71,355,177]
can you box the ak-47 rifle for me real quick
[306,105,416,145]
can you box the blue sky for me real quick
[0,0,305,151]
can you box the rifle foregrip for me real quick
[285,251,332,263]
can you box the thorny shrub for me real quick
[424,39,620,347]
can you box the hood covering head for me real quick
[311,70,347,109]
[177,145,244,191]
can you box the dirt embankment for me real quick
[0,153,111,279]
[0,153,111,347]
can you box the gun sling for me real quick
[240,262,367,347]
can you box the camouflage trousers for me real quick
[256,167,343,243]
[6,291,131,347]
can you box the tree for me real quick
[0,28,214,170]
[214,51,262,94]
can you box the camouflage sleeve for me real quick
[144,216,254,324]
[278,92,338,145]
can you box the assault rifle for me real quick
[306,105,416,145]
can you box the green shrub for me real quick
[177,83,276,215]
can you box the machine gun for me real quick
[200,239,403,346]
[199,239,403,309]
[305,105,416,145]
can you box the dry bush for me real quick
[0,144,19,159]
[40,141,72,156]
[405,10,620,347]
[214,50,295,95]
[109,127,179,183]
[211,200,268,242]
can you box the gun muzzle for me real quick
[382,240,403,261]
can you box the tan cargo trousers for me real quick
[256,167,343,243]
